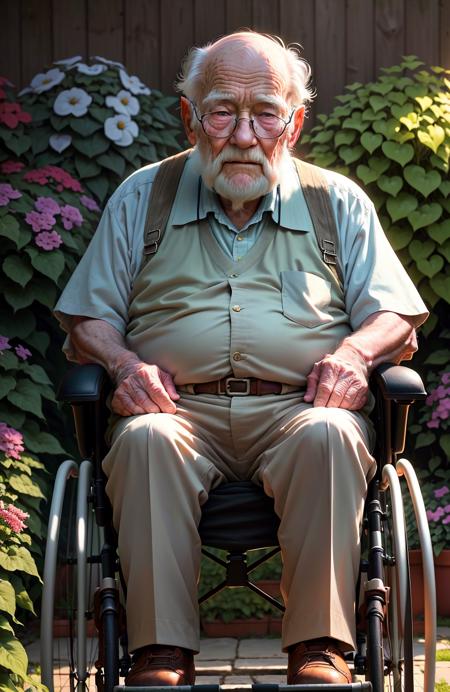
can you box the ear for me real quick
[180,96,197,146]
[287,107,305,148]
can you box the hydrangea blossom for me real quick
[35,230,63,250]
[0,160,25,174]
[0,102,32,128]
[15,344,32,360]
[35,196,60,215]
[0,422,24,459]
[0,335,11,351]
[29,68,65,94]
[426,372,450,429]
[0,501,29,533]
[53,87,92,117]
[24,166,83,193]
[106,90,140,116]
[25,210,56,232]
[119,69,150,96]
[60,204,84,230]
[434,486,449,499]
[104,114,139,147]
[0,183,22,206]
[79,195,100,212]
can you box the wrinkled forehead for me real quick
[198,38,291,107]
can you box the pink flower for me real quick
[80,195,100,212]
[434,486,449,499]
[0,501,28,533]
[23,170,49,185]
[35,196,60,216]
[0,422,24,460]
[0,183,22,206]
[25,210,56,232]
[15,344,31,360]
[60,204,83,230]
[0,160,24,174]
[0,335,11,351]
[443,504,450,513]
[443,515,450,525]
[427,420,440,429]
[442,373,450,385]
[35,230,63,250]
[0,102,32,128]
[23,166,83,192]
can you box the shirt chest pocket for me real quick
[280,270,333,328]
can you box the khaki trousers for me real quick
[102,392,376,654]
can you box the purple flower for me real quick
[15,344,32,360]
[35,196,61,216]
[442,373,450,385]
[60,204,83,230]
[434,486,449,499]
[35,230,63,251]
[427,420,440,429]
[0,335,11,351]
[79,195,100,212]
[443,515,450,525]
[25,210,57,232]
[0,422,24,460]
[0,183,22,206]
[443,504,450,513]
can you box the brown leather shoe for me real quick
[125,645,195,686]
[287,638,352,684]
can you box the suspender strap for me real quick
[142,149,191,263]
[293,158,343,289]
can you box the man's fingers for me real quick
[306,355,369,409]
[111,389,160,416]
[304,365,320,402]
[159,370,180,401]
[139,369,177,413]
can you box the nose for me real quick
[229,117,258,148]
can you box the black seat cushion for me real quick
[198,481,280,551]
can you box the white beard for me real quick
[194,141,293,212]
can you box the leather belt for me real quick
[178,377,299,396]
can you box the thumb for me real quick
[304,364,320,402]
[160,369,180,400]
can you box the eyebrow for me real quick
[201,91,288,112]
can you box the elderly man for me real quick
[55,31,427,686]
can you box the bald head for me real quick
[176,30,314,111]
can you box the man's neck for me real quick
[218,195,261,230]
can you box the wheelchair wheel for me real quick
[381,465,414,691]
[41,460,102,692]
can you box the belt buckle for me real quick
[224,377,251,396]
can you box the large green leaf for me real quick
[0,310,35,340]
[2,281,34,312]
[0,403,25,430]
[381,141,414,167]
[25,329,50,357]
[10,575,35,615]
[7,380,44,419]
[85,175,109,203]
[360,132,382,154]
[74,155,102,179]
[8,473,45,499]
[386,192,418,222]
[408,203,442,231]
[6,134,31,157]
[72,132,110,158]
[0,376,16,399]
[26,247,65,282]
[0,630,28,677]
[70,116,103,136]
[0,615,14,634]
[0,546,40,578]
[0,581,15,617]
[403,165,442,198]
[97,151,126,177]
[0,215,32,250]
[416,254,444,278]
[2,256,33,289]
[22,363,52,386]
[338,145,364,165]
[417,124,445,154]
[21,419,66,455]
[377,175,403,197]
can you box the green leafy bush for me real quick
[15,56,182,203]
[301,56,450,316]
[0,420,47,690]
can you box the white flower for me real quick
[106,90,140,116]
[53,88,92,117]
[77,63,107,76]
[49,133,72,153]
[54,56,82,67]
[104,115,139,147]
[92,56,126,70]
[30,68,65,94]
[119,69,150,96]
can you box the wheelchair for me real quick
[40,362,437,692]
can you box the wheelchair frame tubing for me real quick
[365,480,386,692]
[100,526,120,692]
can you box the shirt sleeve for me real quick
[336,188,429,330]
[53,166,155,359]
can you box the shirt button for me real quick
[237,235,243,241]
[232,305,241,312]
[229,273,238,278]
[232,352,242,361]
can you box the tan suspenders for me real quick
[142,149,343,288]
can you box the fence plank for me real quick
[160,0,194,97]
[440,0,450,68]
[124,0,160,88]
[194,0,226,45]
[53,0,87,62]
[87,0,124,63]
[375,0,405,72]
[252,0,279,35]
[0,0,21,85]
[226,0,253,32]
[346,0,374,84]
[406,0,439,66]
[314,0,346,116]
[21,0,53,86]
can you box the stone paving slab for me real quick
[197,638,238,660]
[196,660,233,674]
[234,658,287,673]
[237,638,287,659]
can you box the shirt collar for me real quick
[171,149,314,233]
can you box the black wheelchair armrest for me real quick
[370,363,427,466]
[58,363,112,459]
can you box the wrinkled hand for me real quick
[111,361,180,416]
[304,349,369,410]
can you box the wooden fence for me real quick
[1,0,449,122]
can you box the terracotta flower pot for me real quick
[409,548,450,632]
